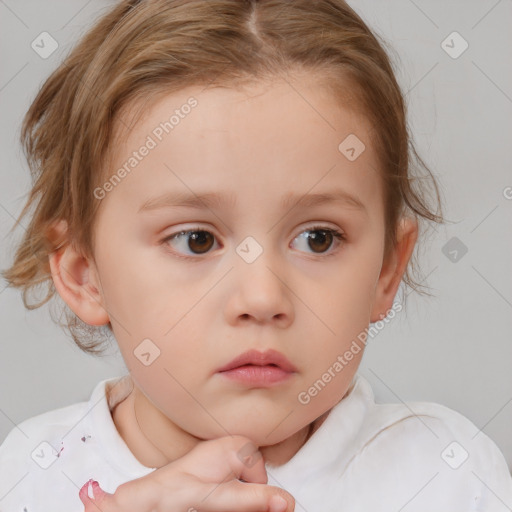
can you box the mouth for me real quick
[216,349,297,387]
[218,364,295,386]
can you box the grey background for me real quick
[1,0,511,473]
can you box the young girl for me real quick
[1,0,511,510]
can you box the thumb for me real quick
[79,479,110,510]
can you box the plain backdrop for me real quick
[1,0,511,473]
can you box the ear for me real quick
[47,220,110,326]
[370,217,418,322]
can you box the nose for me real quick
[225,247,294,327]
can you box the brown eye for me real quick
[187,231,215,254]
[163,229,218,256]
[292,227,345,255]
[162,225,345,260]
[307,230,333,253]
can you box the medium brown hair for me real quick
[2,0,445,354]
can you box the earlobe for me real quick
[370,217,418,323]
[47,220,109,326]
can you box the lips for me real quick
[216,349,297,373]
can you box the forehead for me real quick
[103,77,384,221]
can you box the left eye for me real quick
[161,226,345,259]
[292,226,346,255]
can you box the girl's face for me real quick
[89,76,399,447]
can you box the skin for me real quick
[48,74,418,470]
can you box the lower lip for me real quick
[218,365,294,386]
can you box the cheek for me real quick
[131,360,199,422]
[97,245,211,381]
[314,252,382,337]
[124,328,206,401]
[95,246,186,335]
[298,243,383,384]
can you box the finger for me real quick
[79,479,110,511]
[177,435,269,485]
[225,436,268,485]
[80,478,163,512]
[187,479,295,512]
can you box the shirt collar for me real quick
[265,373,375,486]
[87,374,157,478]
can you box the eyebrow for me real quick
[138,189,367,215]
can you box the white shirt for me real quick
[0,373,511,511]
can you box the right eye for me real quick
[161,228,220,259]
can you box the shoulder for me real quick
[0,395,90,468]
[348,376,512,510]
[0,378,116,510]
[363,398,509,476]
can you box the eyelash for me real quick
[160,225,346,261]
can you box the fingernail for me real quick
[79,479,105,502]
[91,480,106,500]
[79,478,94,503]
[269,495,288,512]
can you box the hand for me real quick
[79,434,295,512]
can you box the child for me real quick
[1,0,511,510]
